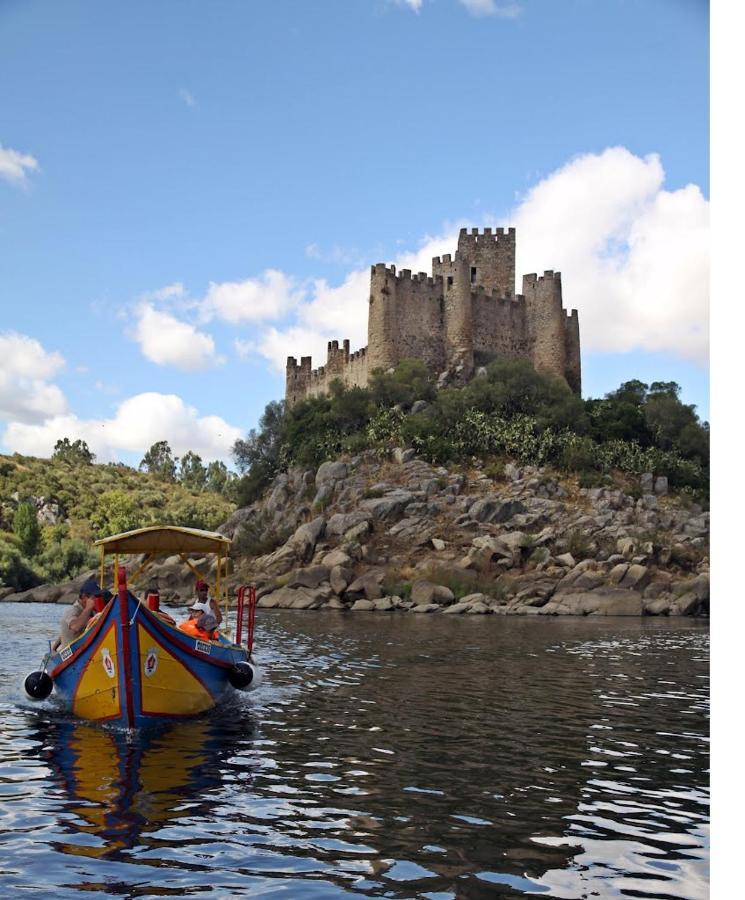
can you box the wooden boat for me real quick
[24,526,258,729]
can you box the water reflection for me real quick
[0,605,709,899]
[42,717,239,860]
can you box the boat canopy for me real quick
[94,525,231,556]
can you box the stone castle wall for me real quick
[286,227,581,404]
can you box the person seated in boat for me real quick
[193,580,222,627]
[52,577,100,651]
[179,599,220,641]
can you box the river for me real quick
[0,603,709,899]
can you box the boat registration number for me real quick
[60,646,73,661]
[195,640,211,655]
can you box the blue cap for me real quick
[79,577,101,597]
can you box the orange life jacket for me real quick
[178,619,218,642]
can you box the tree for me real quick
[179,451,207,490]
[13,502,41,557]
[53,437,95,465]
[139,441,178,481]
[91,490,146,536]
[232,400,286,506]
[205,460,231,495]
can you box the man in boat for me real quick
[178,599,220,642]
[193,580,222,627]
[52,577,101,651]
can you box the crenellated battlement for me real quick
[287,224,580,404]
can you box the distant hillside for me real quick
[0,451,235,591]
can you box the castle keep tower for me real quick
[286,227,581,404]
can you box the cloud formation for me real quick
[200,270,302,324]
[3,392,242,463]
[133,303,222,370]
[0,332,68,424]
[459,0,523,18]
[0,144,40,187]
[253,146,708,372]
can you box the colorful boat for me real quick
[24,526,259,729]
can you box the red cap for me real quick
[195,580,208,591]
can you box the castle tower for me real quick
[367,263,398,372]
[455,226,516,296]
[441,254,474,375]
[522,272,568,382]
[285,355,312,406]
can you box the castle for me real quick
[286,227,580,405]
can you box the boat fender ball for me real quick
[228,661,255,690]
[24,671,53,701]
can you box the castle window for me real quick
[470,267,477,283]
[447,276,453,287]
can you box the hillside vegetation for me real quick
[232,357,709,507]
[0,442,235,591]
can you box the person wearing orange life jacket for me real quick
[178,599,219,641]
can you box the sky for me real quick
[0,0,709,467]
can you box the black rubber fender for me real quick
[24,671,53,701]
[228,661,255,690]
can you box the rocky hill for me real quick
[219,449,709,618]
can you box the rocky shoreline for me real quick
[1,451,709,618]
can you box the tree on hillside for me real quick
[232,400,285,505]
[92,490,146,537]
[205,460,231,495]
[53,437,95,465]
[13,501,41,557]
[139,441,178,481]
[179,451,207,490]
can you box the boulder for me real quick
[468,497,527,524]
[315,461,348,487]
[345,521,371,543]
[640,472,654,493]
[287,516,326,563]
[430,538,446,551]
[555,553,576,568]
[351,599,375,611]
[410,603,440,613]
[345,572,384,601]
[330,565,353,595]
[619,564,650,591]
[373,597,396,611]
[286,566,330,589]
[442,602,470,614]
[326,511,370,537]
[410,400,429,414]
[321,549,353,569]
[654,475,668,495]
[359,492,414,521]
[465,601,490,614]
[644,596,671,616]
[608,563,630,585]
[411,580,455,606]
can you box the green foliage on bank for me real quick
[232,357,709,505]
[0,445,236,591]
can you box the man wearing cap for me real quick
[52,577,100,651]
[193,580,222,627]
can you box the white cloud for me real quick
[179,89,196,107]
[0,144,40,187]
[200,270,303,324]
[2,392,242,463]
[459,0,523,17]
[252,147,708,373]
[512,147,709,363]
[0,332,68,424]
[395,0,423,11]
[133,303,222,370]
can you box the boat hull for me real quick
[49,589,249,728]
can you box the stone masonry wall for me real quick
[286,227,580,404]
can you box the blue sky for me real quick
[0,0,709,466]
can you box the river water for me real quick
[0,603,709,899]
